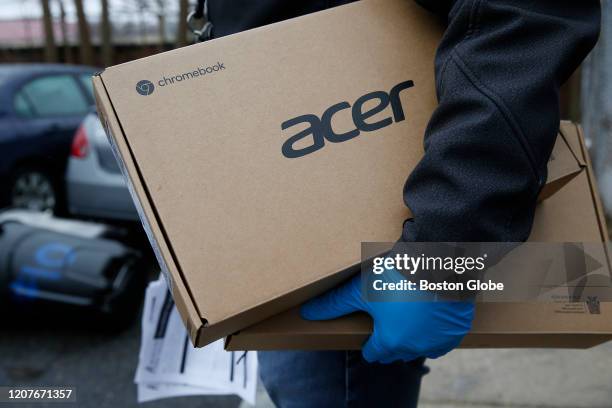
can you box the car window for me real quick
[78,73,94,99]
[15,75,89,117]
[13,92,34,118]
[0,71,11,87]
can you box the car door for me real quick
[11,73,91,173]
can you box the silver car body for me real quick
[66,112,137,221]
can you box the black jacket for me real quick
[208,0,601,242]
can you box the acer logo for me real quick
[281,80,414,158]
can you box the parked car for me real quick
[66,111,138,221]
[0,64,97,214]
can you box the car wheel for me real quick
[10,168,59,214]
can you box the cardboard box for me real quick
[225,123,612,350]
[94,0,587,347]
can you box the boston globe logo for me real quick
[135,80,155,96]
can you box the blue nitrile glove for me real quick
[301,271,474,364]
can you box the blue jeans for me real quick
[258,351,428,407]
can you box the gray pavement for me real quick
[0,318,241,408]
[420,343,612,408]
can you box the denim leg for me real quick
[345,351,428,408]
[258,351,346,408]
[258,351,428,408]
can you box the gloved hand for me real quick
[301,271,474,364]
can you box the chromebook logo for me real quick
[136,80,155,96]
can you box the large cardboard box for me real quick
[94,0,590,347]
[226,123,612,350]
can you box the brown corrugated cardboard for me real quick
[538,123,585,200]
[93,0,588,348]
[226,123,612,350]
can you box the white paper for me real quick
[135,277,257,405]
[137,382,227,403]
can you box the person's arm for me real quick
[402,0,600,243]
[302,0,601,363]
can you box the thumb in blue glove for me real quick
[300,271,474,364]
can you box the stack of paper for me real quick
[135,277,258,404]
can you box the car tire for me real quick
[9,166,64,215]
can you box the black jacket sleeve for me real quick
[401,0,601,242]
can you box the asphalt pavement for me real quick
[0,313,241,408]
